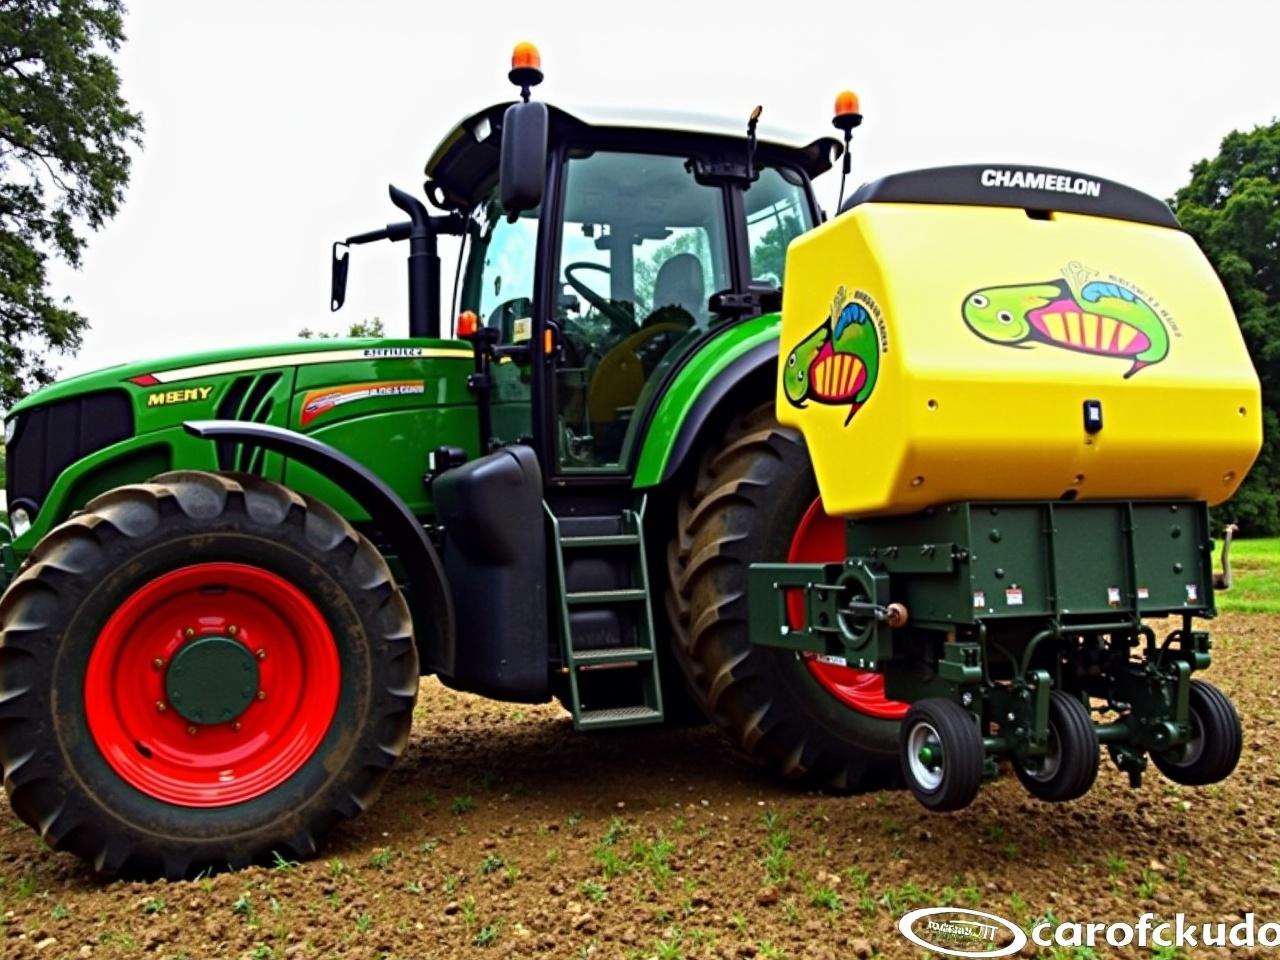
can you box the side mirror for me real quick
[330,241,350,311]
[500,101,548,219]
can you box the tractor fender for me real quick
[182,420,454,663]
[632,315,780,487]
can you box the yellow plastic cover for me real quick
[777,202,1262,517]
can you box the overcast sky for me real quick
[45,0,1280,379]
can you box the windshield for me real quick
[458,193,538,343]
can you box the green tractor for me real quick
[0,46,1260,877]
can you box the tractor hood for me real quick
[3,336,477,552]
[6,338,469,415]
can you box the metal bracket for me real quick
[747,559,897,669]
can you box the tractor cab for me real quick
[424,82,840,473]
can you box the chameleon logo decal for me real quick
[784,286,884,425]
[962,262,1169,378]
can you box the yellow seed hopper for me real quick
[777,165,1262,517]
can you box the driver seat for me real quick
[586,253,705,429]
[648,252,706,324]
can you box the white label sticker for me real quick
[1186,584,1199,602]
[1006,587,1024,607]
[513,317,532,342]
[1137,586,1150,600]
[973,591,986,609]
[1107,586,1122,607]
[815,654,848,668]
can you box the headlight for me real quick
[10,506,30,537]
[3,417,13,445]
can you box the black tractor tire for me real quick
[0,471,417,878]
[899,698,985,812]
[1152,679,1242,787]
[664,402,900,791]
[1014,691,1099,802]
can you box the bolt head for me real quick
[186,725,197,736]
[257,690,267,701]
[228,625,238,636]
[231,721,241,731]
[255,648,266,660]
[152,658,164,670]
[155,701,166,713]
[184,627,195,638]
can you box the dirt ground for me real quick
[1,614,1278,960]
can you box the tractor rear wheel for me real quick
[665,402,901,791]
[0,471,417,878]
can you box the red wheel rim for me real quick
[84,563,341,807]
[788,499,909,720]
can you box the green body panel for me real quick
[632,312,780,488]
[0,523,13,592]
[4,337,479,559]
[849,500,1214,626]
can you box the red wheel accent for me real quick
[84,563,341,807]
[788,499,909,720]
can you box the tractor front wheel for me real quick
[0,471,417,878]
[665,403,900,791]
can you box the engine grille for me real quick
[5,390,134,515]
[214,372,282,475]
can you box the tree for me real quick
[0,1,142,409]
[297,316,384,339]
[1172,120,1280,535]
[749,213,802,288]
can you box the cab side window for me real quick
[746,166,814,290]
[553,152,730,469]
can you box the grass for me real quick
[1216,538,1280,613]
[806,885,843,912]
[759,824,793,886]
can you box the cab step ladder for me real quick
[547,498,665,731]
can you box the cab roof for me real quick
[424,101,842,210]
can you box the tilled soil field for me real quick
[1,613,1278,960]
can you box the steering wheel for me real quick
[563,262,636,335]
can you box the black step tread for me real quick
[556,515,629,537]
[570,646,654,664]
[577,705,664,728]
[560,534,641,548]
[565,588,648,605]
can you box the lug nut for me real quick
[184,627,195,638]
[228,625,238,636]
[152,658,164,669]
[155,701,167,713]
[255,648,266,660]
[186,725,197,736]
[257,690,267,701]
[231,721,241,732]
